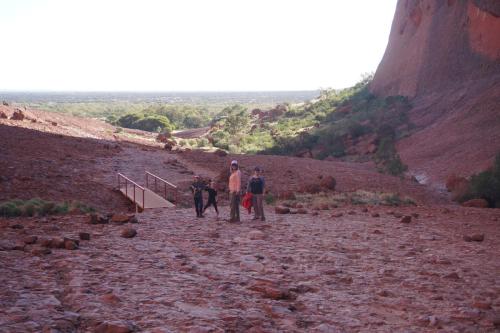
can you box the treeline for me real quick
[206,75,413,175]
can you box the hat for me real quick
[231,160,238,165]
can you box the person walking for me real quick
[228,160,241,222]
[203,180,219,218]
[247,166,266,221]
[190,175,205,218]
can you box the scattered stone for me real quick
[331,212,343,218]
[111,214,132,224]
[461,198,489,208]
[248,280,295,300]
[472,301,492,310]
[129,216,138,224]
[400,215,412,223]
[89,213,109,224]
[23,235,38,245]
[79,232,91,240]
[0,110,7,119]
[296,208,308,214]
[371,213,380,217]
[51,121,57,126]
[470,234,484,242]
[493,317,500,328]
[347,210,356,215]
[11,224,24,229]
[48,237,65,249]
[444,272,460,280]
[101,292,121,305]
[121,228,137,238]
[94,321,134,333]
[248,230,266,240]
[412,213,419,218]
[31,247,51,256]
[393,212,403,218]
[361,207,368,213]
[275,206,290,214]
[64,239,78,250]
[311,211,319,216]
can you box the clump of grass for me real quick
[0,198,95,218]
[290,190,415,207]
[264,193,276,205]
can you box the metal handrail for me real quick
[145,171,178,203]
[117,172,145,210]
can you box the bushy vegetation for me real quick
[0,198,95,218]
[283,190,415,207]
[459,153,500,207]
[115,113,174,133]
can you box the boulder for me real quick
[248,230,266,240]
[461,198,489,208]
[110,214,132,224]
[464,233,485,242]
[163,139,176,151]
[274,206,290,214]
[320,176,336,191]
[23,235,38,245]
[79,232,91,241]
[31,247,52,256]
[121,228,137,238]
[89,213,109,224]
[156,132,172,143]
[296,208,308,214]
[10,109,25,121]
[64,239,78,250]
[400,215,412,223]
[94,321,134,333]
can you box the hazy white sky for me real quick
[0,0,397,91]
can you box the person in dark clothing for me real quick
[247,166,265,221]
[190,175,205,217]
[203,180,219,218]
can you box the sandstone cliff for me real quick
[371,0,500,97]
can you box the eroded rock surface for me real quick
[1,205,499,332]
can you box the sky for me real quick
[0,0,397,91]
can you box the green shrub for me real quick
[0,199,95,218]
[264,193,276,205]
[461,153,500,207]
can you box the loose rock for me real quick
[121,228,137,238]
[275,206,290,214]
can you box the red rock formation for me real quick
[371,0,500,97]
[370,0,500,185]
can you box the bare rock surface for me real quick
[1,205,499,332]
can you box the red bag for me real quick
[242,192,253,213]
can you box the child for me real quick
[190,175,205,218]
[203,180,219,218]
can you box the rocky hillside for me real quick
[370,0,500,187]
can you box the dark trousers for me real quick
[194,196,203,216]
[204,199,218,214]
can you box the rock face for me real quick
[371,0,500,97]
[370,0,500,185]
